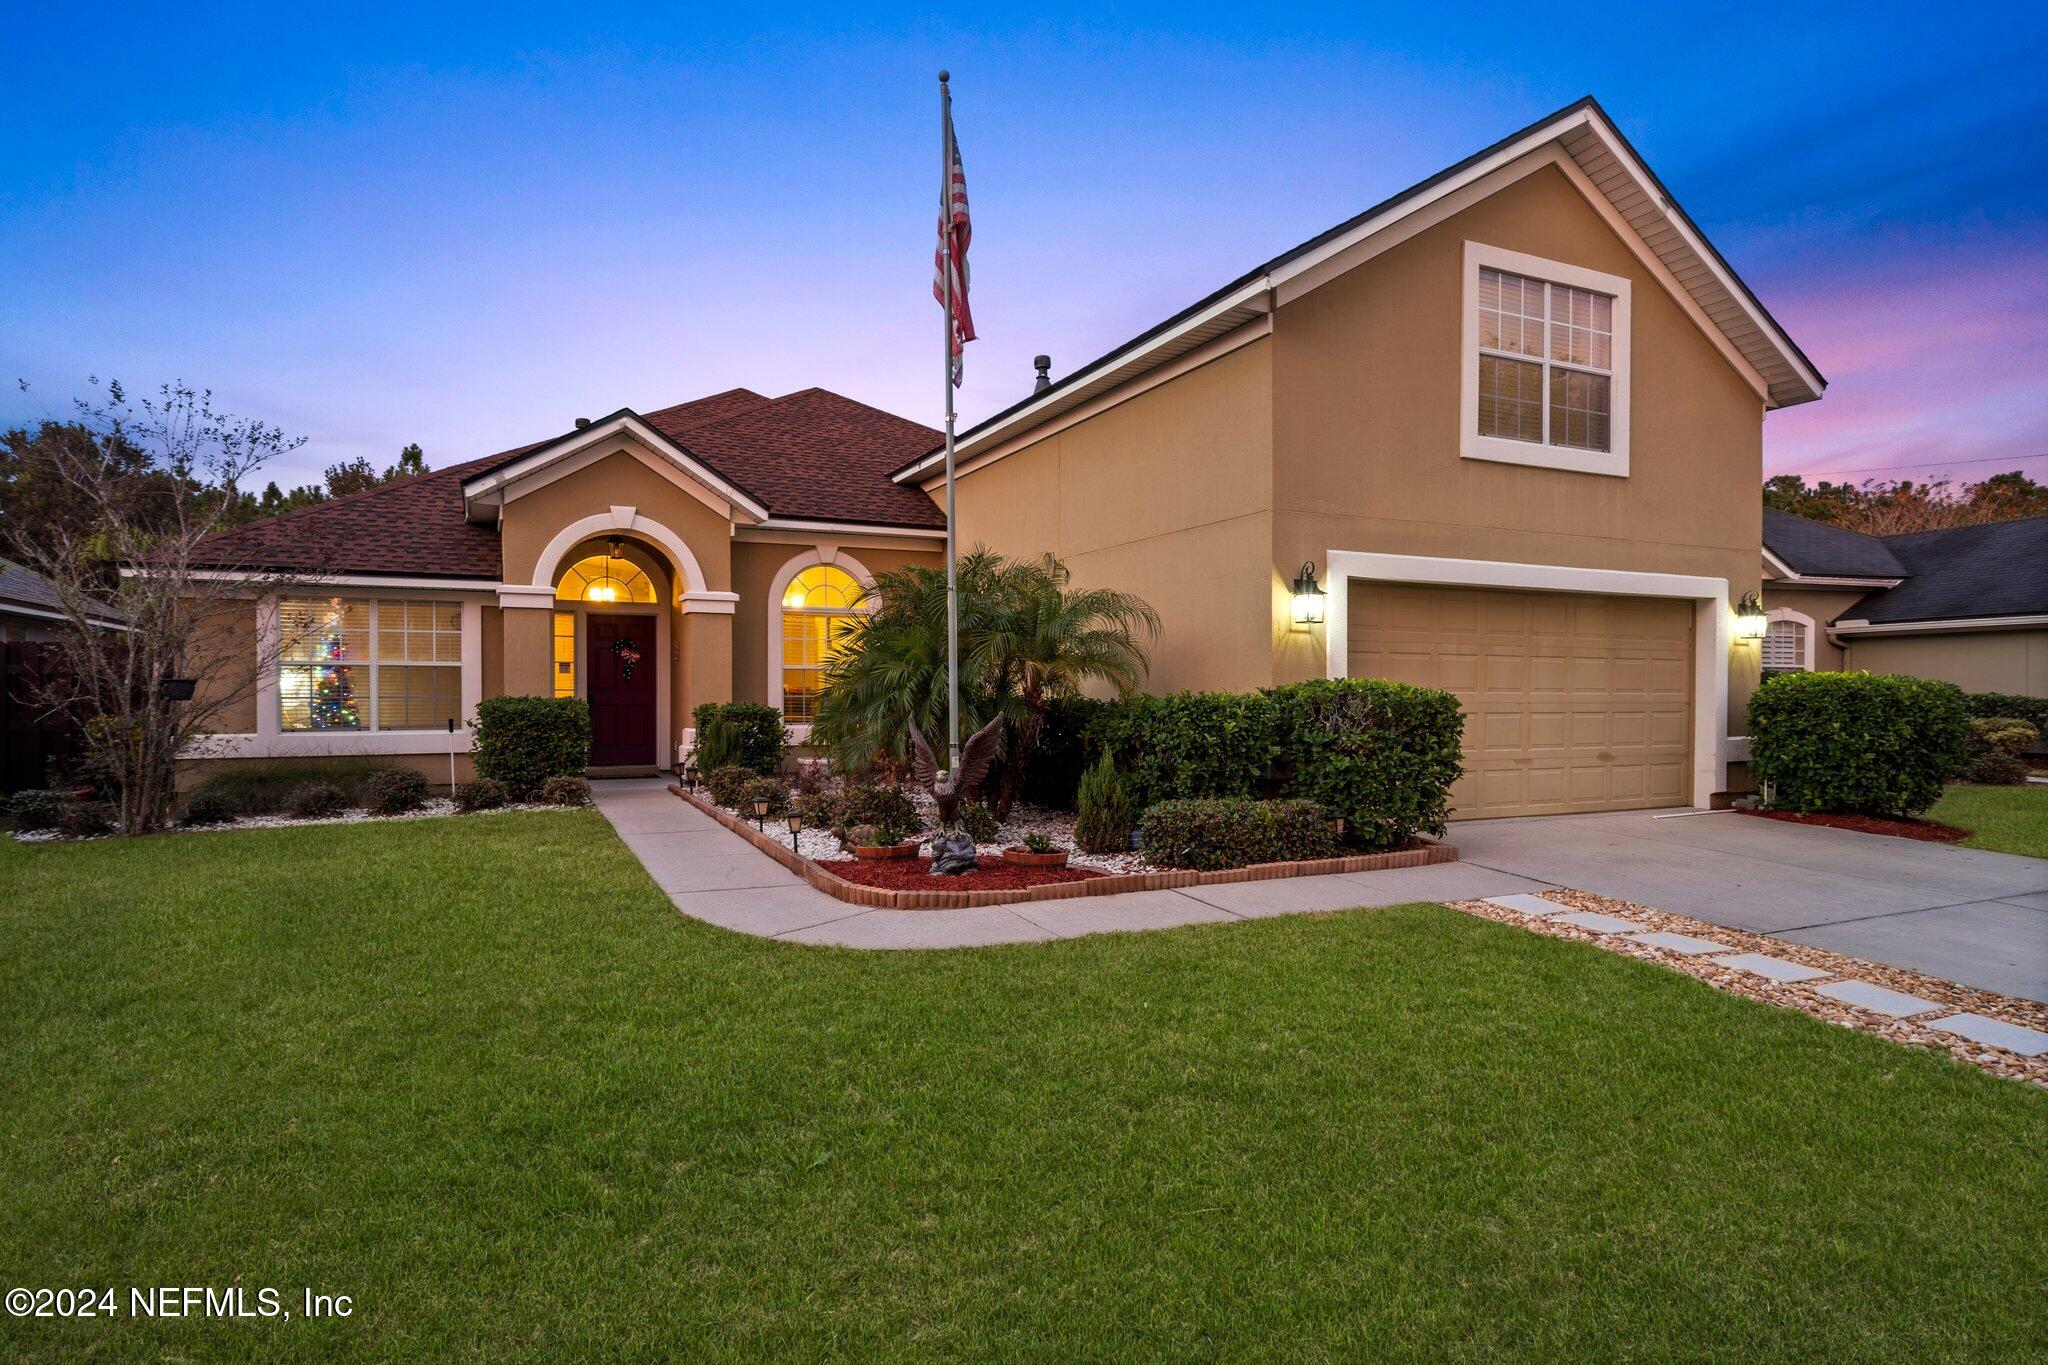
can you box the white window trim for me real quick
[1322,550,1729,809]
[274,596,466,737]
[765,547,875,724]
[1763,608,1815,672]
[1460,240,1632,478]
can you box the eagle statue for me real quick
[907,713,1006,876]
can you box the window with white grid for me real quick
[1762,619,1806,672]
[279,598,462,731]
[1463,243,1630,475]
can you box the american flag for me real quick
[934,101,974,385]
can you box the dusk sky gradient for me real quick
[4,3,2044,490]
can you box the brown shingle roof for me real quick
[189,387,941,578]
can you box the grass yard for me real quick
[1929,782,2048,857]
[3,812,2045,1360]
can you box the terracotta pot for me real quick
[851,840,922,861]
[1001,846,1070,869]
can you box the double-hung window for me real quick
[1462,242,1631,476]
[278,598,462,731]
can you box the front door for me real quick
[587,615,658,767]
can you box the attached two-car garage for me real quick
[1347,583,1694,818]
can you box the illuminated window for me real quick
[553,611,577,698]
[279,598,461,731]
[556,550,655,604]
[780,565,860,723]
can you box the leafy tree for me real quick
[321,455,383,498]
[1764,470,2048,534]
[811,548,1157,815]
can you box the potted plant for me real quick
[1002,830,1070,869]
[847,823,921,861]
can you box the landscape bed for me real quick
[1736,806,1971,843]
[673,784,1456,909]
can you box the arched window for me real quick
[780,565,860,722]
[556,550,655,604]
[1762,616,1809,672]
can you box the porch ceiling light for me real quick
[1734,592,1767,642]
[1290,562,1326,627]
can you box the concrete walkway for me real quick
[590,778,1546,949]
[1452,808,2048,1002]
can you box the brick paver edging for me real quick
[670,785,1458,909]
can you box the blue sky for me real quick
[3,3,2043,489]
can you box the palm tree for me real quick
[810,548,1157,813]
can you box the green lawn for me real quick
[3,813,2045,1360]
[1929,782,2048,857]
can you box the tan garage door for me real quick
[1348,583,1692,818]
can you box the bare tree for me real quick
[12,379,319,833]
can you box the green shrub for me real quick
[1074,752,1138,854]
[793,791,840,831]
[703,764,753,810]
[58,800,115,838]
[1138,798,1338,871]
[838,784,919,833]
[1748,672,1970,816]
[178,789,240,827]
[454,779,507,813]
[363,768,431,815]
[1965,691,2048,737]
[1963,717,2038,786]
[691,702,788,775]
[535,774,592,807]
[1266,678,1465,851]
[1098,691,1277,808]
[1016,696,1113,809]
[960,801,1000,843]
[6,788,70,832]
[473,696,589,797]
[738,777,790,820]
[181,761,397,816]
[287,782,349,819]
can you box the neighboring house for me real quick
[0,557,123,640]
[181,96,1828,819]
[1762,509,2048,695]
[894,96,1822,817]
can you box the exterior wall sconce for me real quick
[1734,592,1767,642]
[1290,562,1326,628]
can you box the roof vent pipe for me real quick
[573,417,591,429]
[1033,355,1052,393]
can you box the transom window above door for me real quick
[1461,241,1632,477]
[557,549,656,604]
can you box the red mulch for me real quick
[818,856,1107,891]
[1736,807,1971,843]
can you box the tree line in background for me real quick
[1,405,426,572]
[1762,469,2048,536]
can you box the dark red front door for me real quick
[587,616,657,767]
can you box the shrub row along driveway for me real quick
[2,810,2043,1358]
[1453,805,2048,1001]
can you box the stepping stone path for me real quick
[1812,979,1944,1018]
[1483,894,1568,917]
[1709,953,1832,984]
[1628,931,1730,956]
[1926,1013,2048,1057]
[1552,911,1643,934]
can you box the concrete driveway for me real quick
[1452,808,2048,1002]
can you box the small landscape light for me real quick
[752,795,771,831]
[786,811,804,839]
[1290,562,1326,627]
[1734,592,1768,642]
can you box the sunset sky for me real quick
[4,3,2043,490]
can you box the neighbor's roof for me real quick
[1762,509,1906,580]
[1765,509,2048,627]
[895,94,1825,483]
[0,557,123,625]
[190,387,942,578]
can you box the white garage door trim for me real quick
[1323,551,1730,809]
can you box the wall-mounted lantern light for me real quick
[1734,592,1768,642]
[1290,562,1326,628]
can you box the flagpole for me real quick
[939,69,961,776]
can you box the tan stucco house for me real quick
[186,96,1835,818]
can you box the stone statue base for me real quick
[929,829,979,876]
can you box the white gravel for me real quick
[737,784,1161,872]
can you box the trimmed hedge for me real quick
[1965,691,2048,738]
[1748,672,1970,816]
[474,696,590,797]
[454,779,507,812]
[1015,696,1113,808]
[703,764,753,810]
[1963,717,2038,786]
[1097,691,1278,809]
[691,702,787,775]
[363,768,430,815]
[1267,679,1466,851]
[1139,798,1338,871]
[534,774,592,807]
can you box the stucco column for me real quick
[677,592,738,753]
[498,590,556,698]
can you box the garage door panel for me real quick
[1349,582,1693,818]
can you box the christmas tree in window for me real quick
[310,616,360,729]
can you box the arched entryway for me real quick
[550,536,673,768]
